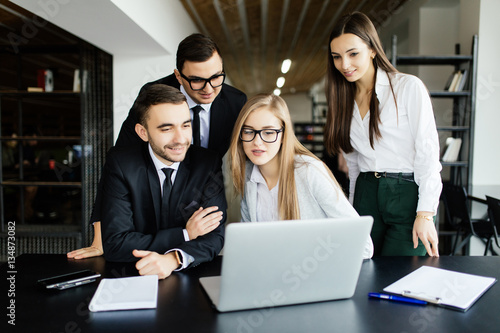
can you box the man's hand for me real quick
[67,222,103,259]
[186,206,223,240]
[413,212,439,257]
[133,250,178,279]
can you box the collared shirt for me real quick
[148,144,180,196]
[250,164,279,222]
[343,68,442,213]
[148,144,192,269]
[180,85,212,148]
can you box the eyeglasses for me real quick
[239,128,284,143]
[179,72,226,91]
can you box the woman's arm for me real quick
[405,76,442,257]
[67,222,103,259]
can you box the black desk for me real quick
[2,255,499,333]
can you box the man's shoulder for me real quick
[220,83,246,97]
[217,83,247,107]
[143,73,179,90]
[107,143,147,163]
[185,145,221,165]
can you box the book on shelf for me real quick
[444,71,456,91]
[445,69,468,92]
[455,69,468,91]
[73,69,88,92]
[73,69,80,92]
[442,137,462,162]
[27,87,44,92]
[36,69,54,92]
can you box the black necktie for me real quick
[191,105,203,146]
[161,168,174,226]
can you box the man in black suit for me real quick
[101,84,225,279]
[68,34,246,259]
[116,33,247,157]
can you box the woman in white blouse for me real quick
[229,94,373,259]
[325,12,442,257]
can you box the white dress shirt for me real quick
[180,85,211,148]
[149,144,180,195]
[148,144,192,269]
[250,164,279,222]
[343,68,442,213]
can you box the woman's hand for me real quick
[67,222,103,259]
[413,213,439,257]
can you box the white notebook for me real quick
[89,275,158,312]
[383,266,496,312]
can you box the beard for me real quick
[149,137,190,164]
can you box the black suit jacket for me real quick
[115,73,247,157]
[90,74,246,223]
[100,143,226,265]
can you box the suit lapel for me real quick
[144,146,162,229]
[208,93,226,149]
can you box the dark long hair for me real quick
[325,11,398,155]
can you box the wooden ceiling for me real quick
[1,0,410,96]
[181,0,409,96]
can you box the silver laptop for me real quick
[199,216,373,312]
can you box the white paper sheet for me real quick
[89,275,158,312]
[383,266,496,311]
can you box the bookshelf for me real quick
[0,19,113,261]
[294,122,325,158]
[391,35,479,254]
[391,35,478,192]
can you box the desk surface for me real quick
[2,255,499,333]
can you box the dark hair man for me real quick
[100,84,226,278]
[68,34,246,260]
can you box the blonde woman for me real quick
[229,94,373,259]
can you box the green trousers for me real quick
[353,172,427,256]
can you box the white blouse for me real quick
[344,68,442,213]
[250,164,279,222]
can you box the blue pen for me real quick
[368,292,427,305]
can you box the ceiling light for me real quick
[281,59,292,74]
[276,77,285,88]
[273,88,281,96]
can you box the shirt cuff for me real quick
[165,249,194,271]
[182,229,190,242]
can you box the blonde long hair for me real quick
[229,94,339,220]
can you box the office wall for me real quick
[108,0,198,141]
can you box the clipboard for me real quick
[383,266,497,312]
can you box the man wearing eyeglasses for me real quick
[67,33,247,260]
[115,33,247,157]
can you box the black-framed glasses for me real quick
[179,72,226,91]
[239,128,284,143]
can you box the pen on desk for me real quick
[368,293,427,305]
